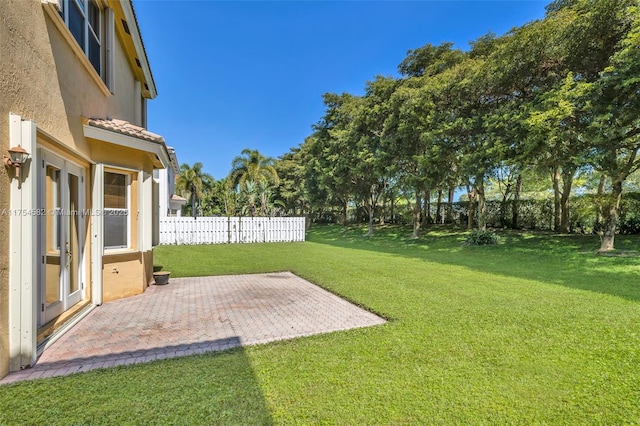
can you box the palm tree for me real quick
[256,180,284,216]
[229,148,279,189]
[240,181,258,217]
[176,162,214,218]
[212,177,237,216]
[257,180,272,216]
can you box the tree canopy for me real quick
[181,0,640,251]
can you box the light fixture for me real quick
[4,145,30,169]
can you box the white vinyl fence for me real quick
[159,216,305,245]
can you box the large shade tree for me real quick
[350,76,399,236]
[274,146,309,217]
[578,0,640,251]
[218,0,638,250]
[385,42,465,236]
[307,93,361,231]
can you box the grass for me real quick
[2,225,640,424]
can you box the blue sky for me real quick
[134,1,548,180]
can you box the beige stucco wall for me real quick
[101,250,153,303]
[0,0,158,377]
[112,37,139,127]
[90,142,157,300]
[0,1,144,155]
[102,253,143,301]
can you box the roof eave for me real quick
[83,123,170,169]
[111,0,157,99]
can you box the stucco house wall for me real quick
[0,0,168,378]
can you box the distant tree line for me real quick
[179,0,639,252]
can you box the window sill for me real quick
[42,2,111,97]
[103,248,137,256]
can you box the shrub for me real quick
[465,229,499,246]
[619,193,640,234]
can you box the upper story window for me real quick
[59,0,102,74]
[59,0,114,90]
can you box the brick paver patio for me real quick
[1,272,385,384]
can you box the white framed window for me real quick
[58,0,113,89]
[104,171,130,249]
[59,0,101,73]
[46,165,62,252]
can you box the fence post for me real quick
[173,218,177,245]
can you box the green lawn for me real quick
[2,225,640,424]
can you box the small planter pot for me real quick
[153,271,171,285]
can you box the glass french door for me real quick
[39,150,86,325]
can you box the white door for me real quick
[39,150,86,325]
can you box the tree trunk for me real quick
[421,190,431,229]
[466,185,476,230]
[476,179,487,231]
[412,192,422,238]
[447,186,454,224]
[512,174,522,229]
[559,170,574,234]
[499,180,511,228]
[595,174,607,229]
[343,198,349,232]
[500,193,508,228]
[599,180,623,252]
[552,166,561,232]
[390,196,395,224]
[436,189,443,224]
[379,197,386,226]
[366,191,375,236]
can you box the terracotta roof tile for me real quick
[87,118,165,144]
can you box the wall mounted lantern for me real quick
[3,145,30,169]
